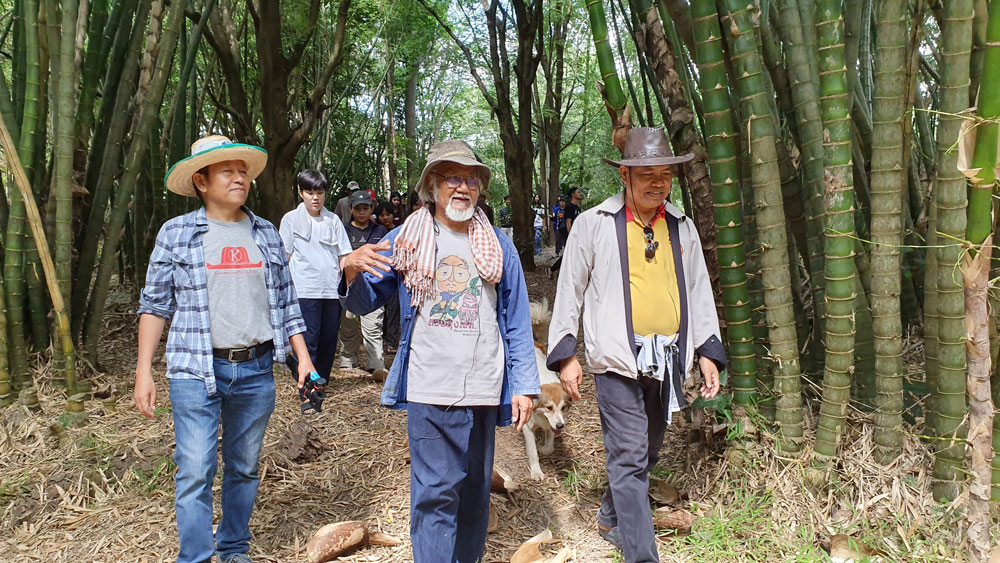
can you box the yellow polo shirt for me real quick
[626,206,681,337]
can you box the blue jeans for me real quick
[408,403,497,563]
[169,354,276,563]
[299,297,343,380]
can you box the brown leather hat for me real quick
[602,127,694,167]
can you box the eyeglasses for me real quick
[433,173,480,189]
[643,226,659,261]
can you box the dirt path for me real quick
[2,248,714,562]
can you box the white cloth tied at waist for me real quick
[634,332,683,424]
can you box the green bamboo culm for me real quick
[54,0,79,397]
[778,0,828,364]
[586,0,626,112]
[691,0,756,406]
[723,0,804,454]
[870,0,907,464]
[932,0,973,503]
[968,0,1000,505]
[5,0,40,391]
[0,282,9,407]
[82,0,189,358]
[72,0,151,343]
[812,0,859,466]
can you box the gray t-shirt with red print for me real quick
[204,217,273,349]
[406,223,505,406]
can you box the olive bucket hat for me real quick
[165,135,268,197]
[415,140,492,203]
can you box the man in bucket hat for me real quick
[338,139,540,562]
[133,134,316,563]
[547,127,726,562]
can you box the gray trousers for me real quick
[339,308,385,371]
[595,372,667,563]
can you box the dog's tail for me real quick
[529,298,551,329]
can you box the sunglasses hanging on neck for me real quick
[642,225,659,261]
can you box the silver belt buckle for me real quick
[228,347,252,362]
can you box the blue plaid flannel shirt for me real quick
[138,206,306,395]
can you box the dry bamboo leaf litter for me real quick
[0,258,980,561]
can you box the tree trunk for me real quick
[385,38,399,198]
[403,60,419,192]
[633,0,718,293]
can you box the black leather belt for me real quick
[213,340,273,362]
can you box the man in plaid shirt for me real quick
[134,135,315,563]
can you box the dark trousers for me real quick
[555,228,567,255]
[383,292,400,348]
[595,372,667,563]
[408,403,497,563]
[298,297,343,380]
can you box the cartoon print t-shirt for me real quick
[203,217,273,349]
[406,223,505,406]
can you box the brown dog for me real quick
[524,299,573,480]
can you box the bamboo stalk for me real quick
[0,112,77,412]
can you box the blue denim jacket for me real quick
[341,226,540,426]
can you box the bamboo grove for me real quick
[583,0,1000,531]
[0,0,999,541]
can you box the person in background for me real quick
[134,134,315,563]
[532,194,546,255]
[498,195,513,239]
[409,191,423,215]
[552,194,566,255]
[375,201,401,352]
[334,180,360,224]
[548,187,583,279]
[391,191,404,226]
[477,193,495,224]
[339,190,390,380]
[278,170,352,393]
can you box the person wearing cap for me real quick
[551,194,567,255]
[278,170,353,391]
[338,189,389,379]
[337,140,539,563]
[546,127,726,562]
[134,135,317,563]
[334,180,360,224]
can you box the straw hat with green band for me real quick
[165,135,268,197]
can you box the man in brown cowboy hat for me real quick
[134,134,316,563]
[546,127,726,562]
[337,139,539,562]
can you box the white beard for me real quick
[445,197,476,222]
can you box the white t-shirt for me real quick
[278,205,352,299]
[406,223,505,406]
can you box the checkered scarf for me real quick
[393,206,503,306]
